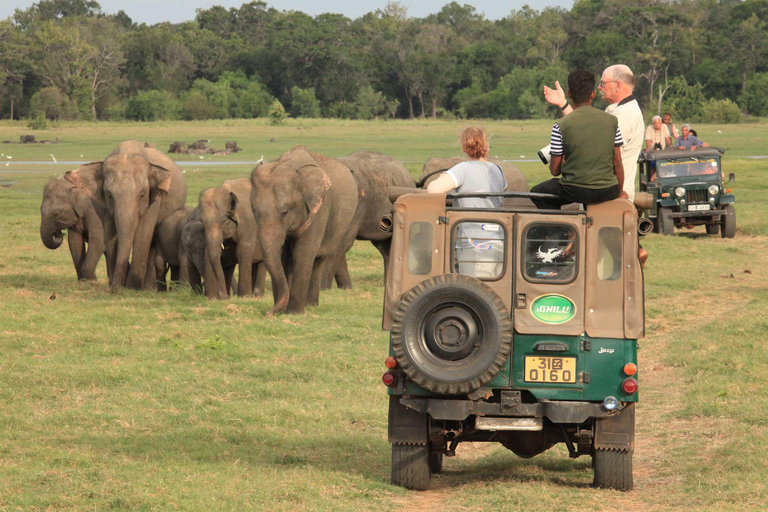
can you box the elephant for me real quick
[418,157,531,207]
[250,146,359,316]
[197,178,266,300]
[40,165,107,281]
[321,150,417,290]
[99,140,188,290]
[189,140,208,150]
[154,206,195,291]
[179,219,243,297]
[225,141,241,153]
[169,141,186,154]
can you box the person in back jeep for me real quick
[531,69,627,210]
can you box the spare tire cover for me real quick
[391,274,512,395]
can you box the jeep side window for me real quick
[597,227,622,281]
[453,221,505,280]
[523,224,577,283]
[408,221,433,275]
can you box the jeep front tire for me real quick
[658,207,674,236]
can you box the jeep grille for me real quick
[686,189,707,204]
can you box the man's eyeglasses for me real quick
[599,80,617,87]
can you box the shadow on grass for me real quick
[433,450,593,489]
[0,272,72,290]
[673,232,714,239]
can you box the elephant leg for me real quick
[126,201,162,290]
[67,229,87,280]
[225,266,237,296]
[154,247,168,292]
[178,250,192,287]
[252,262,266,299]
[143,246,158,291]
[104,218,118,283]
[170,266,180,284]
[287,240,324,315]
[307,256,327,307]
[334,254,353,290]
[321,231,355,290]
[203,251,219,299]
[80,210,105,281]
[373,239,392,284]
[236,245,254,297]
[274,246,293,304]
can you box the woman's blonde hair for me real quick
[461,126,489,159]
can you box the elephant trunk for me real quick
[204,224,229,300]
[40,218,64,249]
[261,227,289,317]
[111,207,139,289]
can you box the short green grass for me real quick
[1,120,767,510]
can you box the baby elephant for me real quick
[40,175,106,281]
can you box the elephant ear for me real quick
[297,164,331,234]
[64,162,104,204]
[226,191,239,225]
[70,187,91,217]
[143,147,177,197]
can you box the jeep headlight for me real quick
[675,187,685,198]
[709,185,719,195]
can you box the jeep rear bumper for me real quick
[399,395,622,424]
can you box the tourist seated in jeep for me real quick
[645,115,672,150]
[531,69,627,210]
[674,124,710,151]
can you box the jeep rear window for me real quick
[523,224,577,283]
[408,221,433,275]
[453,221,505,280]
[597,227,622,281]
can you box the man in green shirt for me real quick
[531,69,627,210]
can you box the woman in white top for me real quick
[427,127,507,278]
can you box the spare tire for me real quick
[391,274,512,395]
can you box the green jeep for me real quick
[381,191,643,491]
[637,148,735,237]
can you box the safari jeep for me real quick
[637,148,735,237]
[381,191,643,491]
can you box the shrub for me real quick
[666,77,706,122]
[325,101,356,119]
[354,86,386,120]
[290,86,321,118]
[180,90,218,120]
[26,113,47,130]
[30,87,67,120]
[104,99,126,121]
[234,82,274,118]
[701,99,742,124]
[126,90,179,121]
[268,100,288,125]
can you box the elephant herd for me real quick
[40,140,529,316]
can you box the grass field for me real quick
[1,119,767,510]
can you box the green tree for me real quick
[354,86,385,119]
[268,99,288,125]
[126,90,178,121]
[290,86,321,118]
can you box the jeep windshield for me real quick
[657,157,721,179]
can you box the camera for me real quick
[538,144,551,165]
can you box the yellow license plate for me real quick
[524,356,577,383]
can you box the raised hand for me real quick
[543,81,566,107]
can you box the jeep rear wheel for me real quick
[391,274,513,395]
[720,204,736,238]
[391,443,430,490]
[658,207,674,236]
[593,449,633,491]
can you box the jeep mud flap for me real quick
[594,402,635,451]
[399,396,622,424]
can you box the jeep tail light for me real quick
[385,356,398,369]
[622,378,638,394]
[623,363,637,376]
[382,371,396,387]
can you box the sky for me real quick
[0,0,574,25]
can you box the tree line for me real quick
[1,0,767,125]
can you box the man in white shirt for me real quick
[543,64,644,201]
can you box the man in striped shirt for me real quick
[531,69,627,210]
